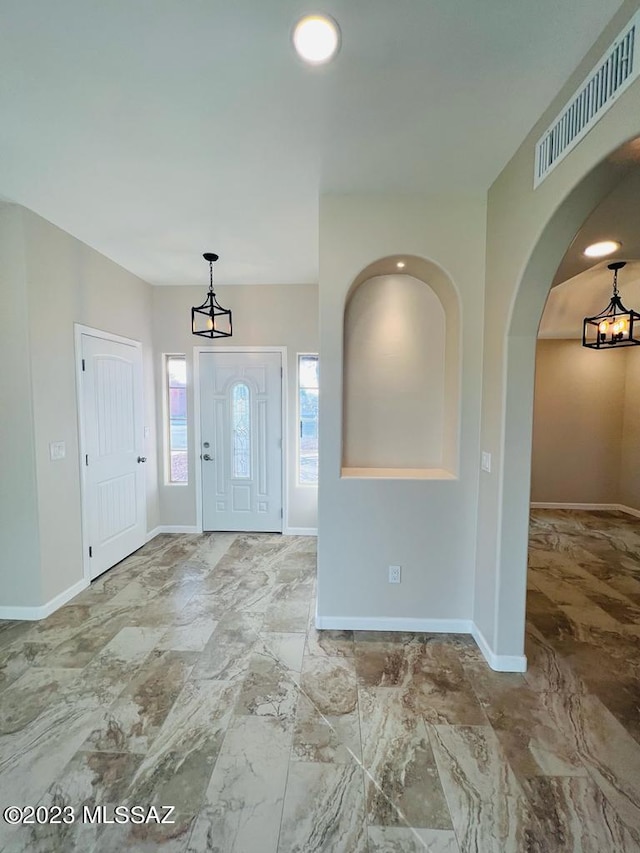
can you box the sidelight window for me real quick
[298,354,319,484]
[166,355,188,484]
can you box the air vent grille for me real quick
[534,11,639,188]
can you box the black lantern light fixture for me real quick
[191,253,232,338]
[582,261,640,349]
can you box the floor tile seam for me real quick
[365,824,435,852]
[256,628,419,835]
[576,764,640,848]
[423,723,468,853]
[354,686,455,842]
[275,689,300,853]
[427,716,540,825]
[560,690,640,831]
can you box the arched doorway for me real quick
[493,139,640,666]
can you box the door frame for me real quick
[74,323,144,584]
[194,346,288,533]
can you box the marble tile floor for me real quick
[0,509,639,852]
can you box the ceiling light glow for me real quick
[293,14,340,65]
[396,261,406,269]
[583,240,621,258]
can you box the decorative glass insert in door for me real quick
[231,382,251,478]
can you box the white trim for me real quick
[471,623,527,673]
[316,615,473,634]
[531,501,640,518]
[283,526,318,536]
[146,525,199,540]
[158,525,200,534]
[619,505,640,519]
[146,526,162,542]
[0,577,89,621]
[314,615,528,673]
[74,324,145,586]
[194,346,288,533]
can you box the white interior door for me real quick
[199,351,282,532]
[81,332,146,580]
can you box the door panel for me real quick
[200,351,282,532]
[82,334,146,579]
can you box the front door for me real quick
[199,351,282,532]
[80,332,146,580]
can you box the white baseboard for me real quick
[471,624,527,673]
[620,505,640,519]
[0,577,89,622]
[315,615,527,673]
[531,501,640,518]
[146,526,162,542]
[153,525,200,535]
[315,615,474,634]
[150,525,321,538]
[283,527,318,536]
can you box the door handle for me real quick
[137,456,147,463]
[202,453,213,461]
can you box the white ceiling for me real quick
[0,0,623,286]
[539,169,640,338]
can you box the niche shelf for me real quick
[341,466,457,480]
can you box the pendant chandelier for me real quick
[582,261,640,349]
[191,253,233,338]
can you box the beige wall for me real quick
[477,0,640,660]
[152,283,319,531]
[0,204,158,611]
[343,274,445,469]
[531,339,627,504]
[318,194,485,627]
[0,204,42,607]
[621,347,640,511]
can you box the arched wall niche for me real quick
[342,254,460,478]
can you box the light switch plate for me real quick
[50,441,66,461]
[481,451,492,473]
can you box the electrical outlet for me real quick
[49,441,66,461]
[388,565,401,584]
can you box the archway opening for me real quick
[497,136,640,661]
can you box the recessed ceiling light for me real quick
[396,261,406,269]
[583,240,621,258]
[292,14,340,65]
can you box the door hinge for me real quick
[280,367,283,378]
[85,454,89,466]
[280,508,283,518]
[89,546,93,558]
[82,358,86,371]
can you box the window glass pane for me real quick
[232,382,251,479]
[168,358,186,386]
[299,355,319,389]
[298,355,318,484]
[167,355,188,483]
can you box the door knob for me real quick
[202,453,213,461]
[137,456,147,463]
